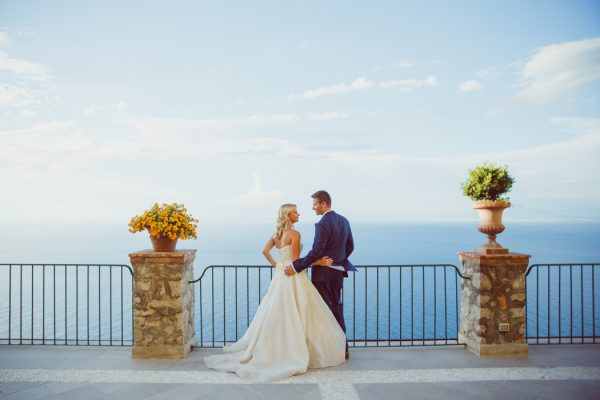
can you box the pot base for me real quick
[476,233,509,255]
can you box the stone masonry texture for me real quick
[129,249,196,359]
[458,252,530,356]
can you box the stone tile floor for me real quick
[1,345,599,399]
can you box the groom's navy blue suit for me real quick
[292,210,356,339]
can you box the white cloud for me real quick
[548,116,600,136]
[379,75,439,91]
[0,85,36,108]
[0,120,73,137]
[329,116,600,173]
[96,114,328,160]
[306,110,351,120]
[372,60,415,73]
[84,102,129,115]
[0,121,84,168]
[0,51,52,82]
[238,173,283,204]
[517,37,600,102]
[0,109,369,175]
[476,67,498,78]
[6,112,597,180]
[242,114,299,124]
[476,60,522,79]
[287,75,442,100]
[19,109,37,117]
[0,51,55,110]
[396,60,415,68]
[287,77,374,101]
[458,80,483,93]
[2,115,599,222]
[484,106,506,118]
[0,32,10,46]
[495,121,599,162]
[125,113,301,137]
[351,77,373,89]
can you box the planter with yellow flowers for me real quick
[129,203,198,252]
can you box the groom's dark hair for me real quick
[311,190,331,206]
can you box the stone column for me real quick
[458,249,530,357]
[129,249,196,359]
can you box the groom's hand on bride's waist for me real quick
[284,264,297,277]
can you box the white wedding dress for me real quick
[203,245,346,382]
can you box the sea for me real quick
[1,221,599,344]
[1,221,598,266]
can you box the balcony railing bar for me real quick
[525,263,599,345]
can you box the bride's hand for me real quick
[314,256,334,267]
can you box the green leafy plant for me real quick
[461,162,515,202]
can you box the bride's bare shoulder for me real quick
[280,229,299,245]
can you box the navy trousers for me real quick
[313,270,347,350]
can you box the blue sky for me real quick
[1,0,599,224]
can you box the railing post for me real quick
[458,248,530,356]
[129,249,196,358]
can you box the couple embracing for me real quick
[204,190,356,382]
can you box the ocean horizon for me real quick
[0,221,598,268]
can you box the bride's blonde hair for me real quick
[274,203,297,244]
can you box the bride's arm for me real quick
[261,236,277,267]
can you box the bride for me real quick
[203,204,347,382]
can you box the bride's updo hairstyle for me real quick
[274,203,297,244]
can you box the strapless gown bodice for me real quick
[275,244,293,268]
[204,244,346,382]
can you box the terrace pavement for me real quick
[1,344,599,399]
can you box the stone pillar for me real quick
[458,250,530,357]
[129,249,196,359]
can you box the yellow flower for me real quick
[129,202,198,240]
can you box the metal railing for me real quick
[190,264,467,348]
[525,263,599,344]
[0,264,134,346]
[4,262,598,348]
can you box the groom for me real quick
[284,190,356,359]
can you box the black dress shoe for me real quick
[345,351,350,360]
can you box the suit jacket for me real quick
[292,210,356,281]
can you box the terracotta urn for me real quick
[150,236,178,252]
[472,201,510,254]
